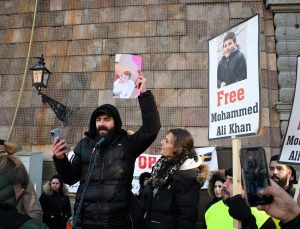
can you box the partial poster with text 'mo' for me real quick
[279,55,300,164]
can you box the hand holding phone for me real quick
[240,146,273,206]
[257,179,300,223]
[50,128,68,159]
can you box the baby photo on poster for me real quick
[113,54,142,99]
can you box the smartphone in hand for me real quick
[240,146,273,206]
[50,128,61,141]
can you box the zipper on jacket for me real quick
[100,150,105,214]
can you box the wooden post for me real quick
[232,138,242,228]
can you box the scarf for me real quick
[151,154,189,196]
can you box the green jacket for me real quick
[0,173,48,229]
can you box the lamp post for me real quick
[30,54,70,126]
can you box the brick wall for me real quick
[0,0,280,172]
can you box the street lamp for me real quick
[30,54,51,91]
[30,54,70,126]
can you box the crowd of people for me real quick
[0,74,300,228]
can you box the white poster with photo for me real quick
[113,54,142,99]
[208,15,261,140]
[279,56,300,164]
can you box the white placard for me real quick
[195,147,218,189]
[279,56,300,164]
[208,15,261,140]
[132,154,161,194]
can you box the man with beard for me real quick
[52,73,160,228]
[269,155,297,197]
[205,168,275,229]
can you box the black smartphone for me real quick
[240,146,273,206]
[50,128,61,141]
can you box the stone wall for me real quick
[0,1,284,228]
[0,0,284,196]
[266,0,300,136]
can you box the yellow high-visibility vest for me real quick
[272,217,281,229]
[205,200,272,229]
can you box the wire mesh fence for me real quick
[0,0,280,154]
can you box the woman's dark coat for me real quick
[39,183,71,229]
[144,158,205,229]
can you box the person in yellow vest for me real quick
[205,168,276,229]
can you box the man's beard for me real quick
[271,175,288,189]
[97,126,116,139]
[221,188,231,201]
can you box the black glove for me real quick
[224,194,257,229]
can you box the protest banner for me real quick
[208,15,261,140]
[279,56,300,164]
[208,15,260,227]
[132,153,161,193]
[195,147,218,189]
[66,151,161,194]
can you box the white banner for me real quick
[279,56,300,164]
[195,147,218,189]
[67,147,219,193]
[208,15,261,139]
[66,151,161,194]
[195,147,218,171]
[132,147,219,192]
[132,154,161,193]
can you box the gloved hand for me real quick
[224,194,257,228]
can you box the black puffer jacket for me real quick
[217,47,247,88]
[144,158,204,229]
[53,91,160,227]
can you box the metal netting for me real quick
[0,0,278,154]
